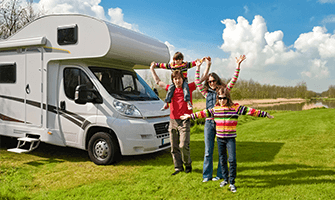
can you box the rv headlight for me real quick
[113,100,142,117]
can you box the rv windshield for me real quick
[89,67,159,101]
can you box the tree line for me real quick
[147,74,321,100]
[221,79,318,100]
[321,85,335,98]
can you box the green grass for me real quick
[1,109,335,199]
[322,98,335,101]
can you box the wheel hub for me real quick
[94,140,109,159]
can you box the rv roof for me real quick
[0,14,170,68]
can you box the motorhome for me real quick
[0,14,171,165]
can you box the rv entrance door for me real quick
[25,48,43,127]
[57,65,97,147]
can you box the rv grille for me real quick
[154,122,169,135]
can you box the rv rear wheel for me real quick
[88,132,120,165]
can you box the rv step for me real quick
[7,148,32,153]
[7,137,40,154]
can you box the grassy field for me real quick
[1,108,335,200]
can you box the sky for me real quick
[30,0,335,93]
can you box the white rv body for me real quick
[0,14,171,164]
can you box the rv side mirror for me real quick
[75,85,88,104]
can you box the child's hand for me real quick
[267,113,274,119]
[205,57,211,65]
[180,114,190,120]
[150,61,156,70]
[236,55,246,65]
[195,59,202,67]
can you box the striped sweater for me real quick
[155,61,197,79]
[195,66,241,98]
[190,103,268,138]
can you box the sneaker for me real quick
[185,166,192,173]
[187,101,193,110]
[229,184,237,193]
[171,170,182,176]
[161,103,169,111]
[212,177,221,181]
[202,178,210,183]
[220,181,228,187]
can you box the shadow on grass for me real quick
[0,136,89,165]
[1,136,284,167]
[119,140,284,167]
[238,164,335,188]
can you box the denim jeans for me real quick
[203,119,223,179]
[165,80,190,103]
[217,137,237,185]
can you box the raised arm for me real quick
[150,61,167,89]
[226,55,246,91]
[155,62,171,70]
[199,57,211,83]
[195,58,211,98]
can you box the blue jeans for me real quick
[203,119,223,179]
[217,137,237,185]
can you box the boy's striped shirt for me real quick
[155,61,196,79]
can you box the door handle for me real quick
[60,101,66,110]
[25,84,30,94]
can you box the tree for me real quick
[0,0,45,39]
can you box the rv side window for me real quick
[57,25,78,45]
[63,68,94,100]
[0,63,16,83]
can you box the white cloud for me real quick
[215,15,335,92]
[301,59,329,78]
[35,0,138,31]
[243,5,249,14]
[318,0,335,4]
[321,14,335,24]
[163,41,197,64]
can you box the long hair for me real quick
[204,72,225,91]
[215,85,234,107]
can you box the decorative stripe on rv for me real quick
[43,46,70,54]
[0,95,90,129]
[0,113,24,123]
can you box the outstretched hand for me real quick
[267,113,274,119]
[180,114,191,120]
[235,55,246,65]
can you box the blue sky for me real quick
[99,0,335,57]
[33,0,335,93]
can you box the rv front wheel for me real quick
[88,132,119,165]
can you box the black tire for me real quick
[88,132,120,165]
